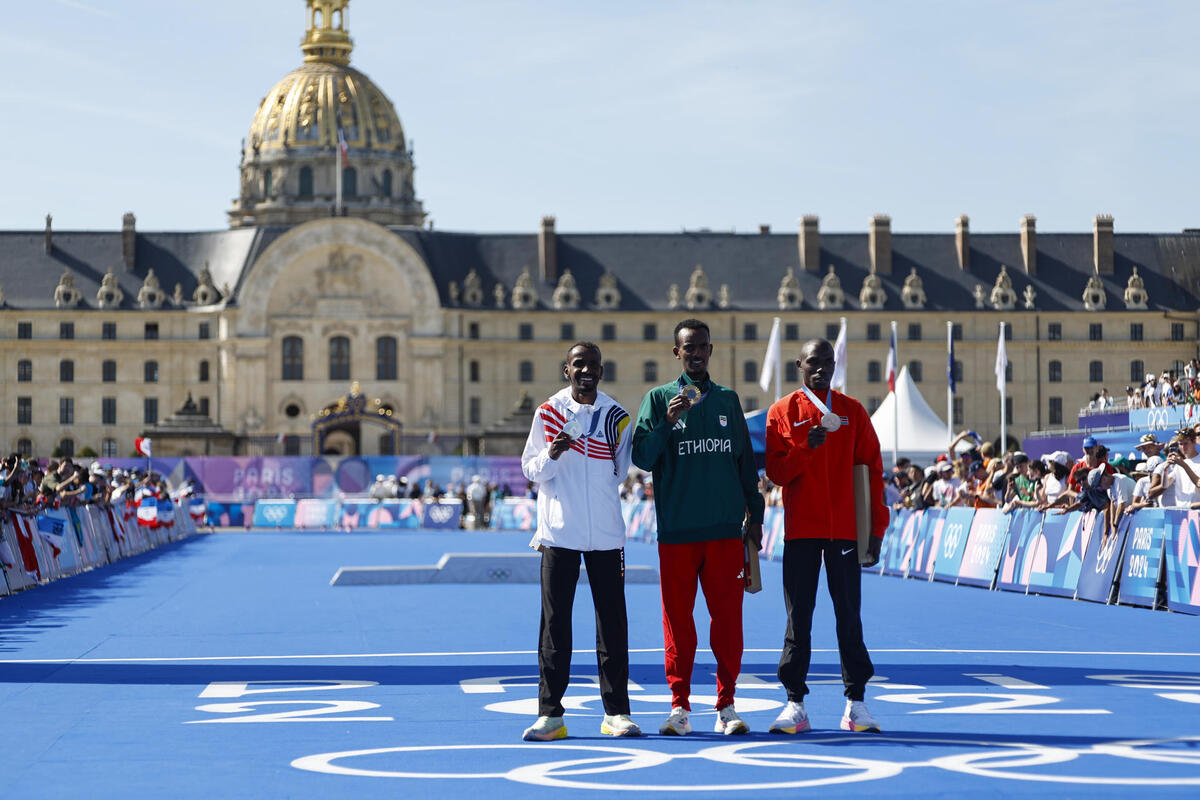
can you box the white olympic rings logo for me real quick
[261,505,289,523]
[292,735,1200,790]
[1145,408,1172,430]
[428,505,455,524]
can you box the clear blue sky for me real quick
[5,0,1198,235]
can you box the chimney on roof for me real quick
[122,212,136,271]
[758,224,770,234]
[1093,214,1114,275]
[798,215,820,272]
[955,215,970,271]
[44,214,52,253]
[1020,214,1037,275]
[538,215,557,284]
[869,214,892,275]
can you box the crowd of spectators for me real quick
[877,426,1200,539]
[0,454,191,514]
[365,471,515,529]
[1089,360,1200,413]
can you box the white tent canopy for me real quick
[870,365,950,462]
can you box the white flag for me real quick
[758,317,782,393]
[994,323,1008,393]
[831,317,847,391]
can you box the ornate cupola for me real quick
[228,1,425,228]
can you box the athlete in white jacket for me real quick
[519,342,639,741]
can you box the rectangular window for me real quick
[744,397,758,412]
[867,397,881,414]
[603,361,617,382]
[866,323,881,341]
[102,322,117,340]
[743,323,757,341]
[643,323,657,341]
[199,322,211,340]
[101,439,118,458]
[518,323,533,341]
[743,360,757,383]
[60,360,74,382]
[643,361,658,383]
[60,397,74,425]
[786,323,800,341]
[601,323,616,341]
[825,323,838,341]
[284,436,301,456]
[1002,323,1013,341]
[17,396,32,425]
[144,397,158,425]
[1005,396,1013,425]
[469,397,481,425]
[519,361,533,383]
[952,323,963,341]
[1049,397,1063,426]
[468,322,480,340]
[17,322,32,339]
[145,322,159,340]
[1089,323,1102,342]
[469,361,480,383]
[144,361,159,383]
[198,397,210,417]
[102,397,117,425]
[17,361,31,382]
[907,323,922,341]
[1047,323,1062,341]
[785,362,799,383]
[953,397,964,426]
[60,322,74,340]
[1172,323,1186,341]
[560,323,575,341]
[102,361,117,382]
[1129,323,1143,342]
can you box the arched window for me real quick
[263,169,273,198]
[867,360,881,383]
[376,336,397,380]
[1048,360,1062,383]
[643,361,658,383]
[1089,360,1104,383]
[144,360,158,383]
[282,336,304,381]
[381,169,393,197]
[199,360,210,382]
[17,359,31,382]
[16,438,32,458]
[102,360,117,382]
[329,336,351,380]
[343,167,357,198]
[1130,360,1144,384]
[909,360,923,382]
[519,361,534,383]
[60,359,74,382]
[298,166,314,198]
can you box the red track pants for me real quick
[657,537,745,711]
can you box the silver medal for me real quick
[562,419,583,440]
[821,411,841,432]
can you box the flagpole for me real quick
[999,321,1007,453]
[891,320,899,468]
[946,320,954,448]
[774,321,782,403]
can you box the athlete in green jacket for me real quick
[632,318,765,736]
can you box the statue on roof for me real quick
[777,268,802,310]
[193,262,220,305]
[685,264,711,309]
[901,267,926,309]
[54,269,83,308]
[462,268,483,306]
[1023,283,1037,309]
[817,265,844,310]
[989,265,1017,311]
[512,267,537,310]
[973,283,986,309]
[858,268,886,310]
[493,281,506,308]
[1124,265,1148,310]
[595,270,620,310]
[137,268,165,309]
[97,268,125,309]
[552,269,581,310]
[1083,273,1107,311]
[717,283,731,309]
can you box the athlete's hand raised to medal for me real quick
[665,394,692,426]
[807,425,827,449]
[548,430,573,460]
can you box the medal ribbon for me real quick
[677,375,710,406]
[800,384,833,416]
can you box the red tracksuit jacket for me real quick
[765,388,889,542]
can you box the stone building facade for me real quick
[1,0,1198,459]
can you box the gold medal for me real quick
[679,384,702,404]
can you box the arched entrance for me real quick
[312,382,402,456]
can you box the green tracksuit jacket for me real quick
[632,372,765,544]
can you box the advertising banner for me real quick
[879,509,917,577]
[761,507,786,560]
[337,500,417,530]
[1075,514,1129,604]
[1163,509,1200,615]
[624,501,658,544]
[36,510,81,577]
[904,508,944,579]
[1117,508,1168,608]
[932,507,977,584]
[491,498,537,532]
[956,508,1013,588]
[421,500,463,530]
[295,499,341,529]
[253,500,296,528]
[996,508,1044,593]
[0,513,38,591]
[1024,510,1092,598]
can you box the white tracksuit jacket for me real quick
[521,388,632,552]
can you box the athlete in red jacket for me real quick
[764,338,888,735]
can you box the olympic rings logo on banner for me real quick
[261,505,289,524]
[1144,408,1172,430]
[292,736,1200,789]
[428,506,455,524]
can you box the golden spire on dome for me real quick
[301,0,353,65]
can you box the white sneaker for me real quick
[658,706,691,736]
[522,715,567,741]
[600,713,642,737]
[769,700,811,734]
[713,705,749,735]
[840,699,881,733]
